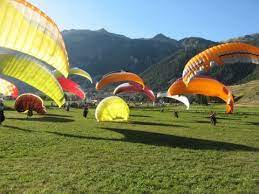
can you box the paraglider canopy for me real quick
[96,71,145,90]
[0,48,65,107]
[157,92,190,110]
[0,0,69,76]
[182,42,259,85]
[54,67,92,100]
[113,82,156,102]
[57,77,85,100]
[0,78,19,98]
[168,76,234,114]
[95,96,130,122]
[54,67,93,83]
[15,93,46,114]
[69,68,93,83]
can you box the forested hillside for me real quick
[62,30,259,91]
[142,34,259,90]
[63,29,180,76]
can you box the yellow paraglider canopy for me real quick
[54,67,93,83]
[0,49,65,107]
[0,0,69,76]
[69,67,93,83]
[95,96,130,122]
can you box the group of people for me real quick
[0,100,90,125]
[173,110,217,125]
[0,98,218,126]
[161,108,217,126]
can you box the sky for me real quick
[30,0,259,41]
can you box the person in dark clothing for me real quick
[174,111,179,118]
[209,111,217,126]
[66,102,70,112]
[0,101,5,125]
[83,103,89,118]
[27,107,33,119]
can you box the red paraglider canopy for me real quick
[15,93,46,114]
[12,87,19,99]
[57,77,85,100]
[113,82,156,102]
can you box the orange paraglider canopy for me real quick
[182,42,259,85]
[96,71,145,90]
[168,77,234,114]
[15,93,46,114]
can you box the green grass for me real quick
[0,103,258,193]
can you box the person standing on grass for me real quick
[0,101,5,125]
[209,111,217,126]
[27,106,33,119]
[83,102,89,118]
[174,111,179,118]
[66,102,70,112]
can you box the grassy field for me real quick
[0,102,258,193]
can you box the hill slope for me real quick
[62,31,259,91]
[141,38,216,91]
[63,29,180,76]
[142,34,259,90]
[231,80,259,104]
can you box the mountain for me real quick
[142,34,259,91]
[61,30,259,92]
[226,33,259,46]
[63,29,180,77]
[141,37,216,91]
[230,80,259,104]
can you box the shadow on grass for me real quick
[46,131,95,139]
[247,122,259,126]
[102,127,259,151]
[46,128,258,151]
[194,120,211,124]
[194,116,242,124]
[130,114,152,118]
[5,108,16,111]
[217,117,240,121]
[3,125,35,133]
[235,112,259,116]
[45,113,73,118]
[130,121,186,128]
[8,117,74,123]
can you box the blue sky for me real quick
[30,0,259,41]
